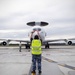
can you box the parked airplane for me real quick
[0,21,74,49]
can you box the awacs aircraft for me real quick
[0,21,74,49]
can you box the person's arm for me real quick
[37,30,41,39]
[30,30,35,38]
[30,30,35,42]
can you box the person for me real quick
[31,35,42,74]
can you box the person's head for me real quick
[34,35,39,39]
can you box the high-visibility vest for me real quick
[31,39,42,55]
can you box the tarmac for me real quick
[0,45,75,75]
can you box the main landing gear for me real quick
[45,43,49,49]
[25,44,30,49]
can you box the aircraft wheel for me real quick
[25,44,30,49]
[45,44,49,49]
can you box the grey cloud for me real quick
[0,0,75,39]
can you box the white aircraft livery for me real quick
[0,21,75,50]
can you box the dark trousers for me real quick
[32,54,41,71]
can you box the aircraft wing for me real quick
[43,39,66,43]
[0,38,75,49]
[0,38,75,44]
[9,39,30,43]
[0,38,30,42]
[43,38,75,45]
[68,38,75,40]
[0,38,30,46]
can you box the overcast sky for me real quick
[0,0,75,39]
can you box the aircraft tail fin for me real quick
[27,21,48,26]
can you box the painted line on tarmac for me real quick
[42,56,75,70]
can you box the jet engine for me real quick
[67,41,72,45]
[65,39,72,45]
[1,40,10,46]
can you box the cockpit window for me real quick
[33,28,36,31]
[33,28,41,31]
[38,28,41,31]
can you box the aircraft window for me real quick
[38,28,41,31]
[33,28,41,31]
[33,28,37,31]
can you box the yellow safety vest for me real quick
[31,39,42,55]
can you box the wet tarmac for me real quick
[0,46,75,75]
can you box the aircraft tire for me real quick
[25,44,30,49]
[45,44,49,49]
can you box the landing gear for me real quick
[45,43,49,49]
[19,41,22,52]
[25,44,30,49]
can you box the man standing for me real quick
[31,35,42,74]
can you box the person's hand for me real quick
[31,30,35,33]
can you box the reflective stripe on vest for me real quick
[31,40,42,55]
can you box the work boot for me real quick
[39,70,42,74]
[31,70,36,73]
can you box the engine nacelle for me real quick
[65,40,72,45]
[1,40,10,46]
[64,39,72,45]
[2,41,7,46]
[67,41,72,45]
